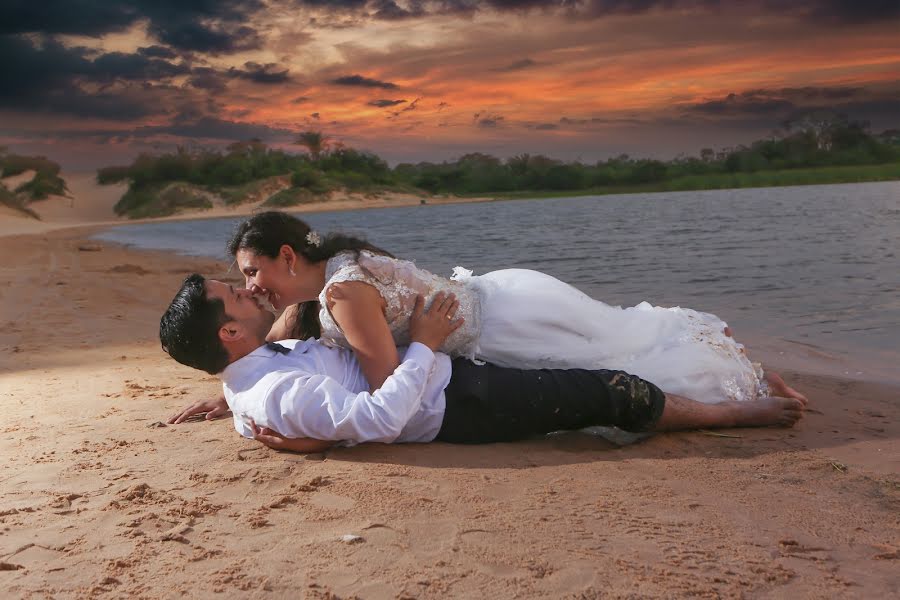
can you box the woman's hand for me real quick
[167,395,230,424]
[249,420,335,453]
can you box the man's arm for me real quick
[254,342,437,443]
[250,293,463,448]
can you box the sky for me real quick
[1,0,899,170]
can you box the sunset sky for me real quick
[2,1,899,169]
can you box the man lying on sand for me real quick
[159,275,806,452]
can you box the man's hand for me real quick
[167,395,230,424]
[249,420,335,453]
[409,292,464,351]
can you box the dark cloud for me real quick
[292,96,311,104]
[370,0,426,19]
[680,85,900,130]
[137,45,179,59]
[684,87,873,119]
[286,0,900,24]
[368,98,407,107]
[331,74,398,88]
[0,34,288,121]
[493,58,537,72]
[474,113,505,127]
[766,0,900,24]
[187,68,229,92]
[686,91,796,117]
[0,1,138,36]
[534,122,559,130]
[152,22,263,54]
[132,114,296,142]
[0,36,175,119]
[387,97,420,118]
[90,52,191,82]
[227,62,291,84]
[1,0,266,54]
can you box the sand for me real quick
[0,214,898,597]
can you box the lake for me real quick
[95,181,900,382]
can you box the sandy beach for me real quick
[1,204,898,598]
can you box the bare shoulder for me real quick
[325,280,384,307]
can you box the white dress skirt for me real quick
[317,251,766,405]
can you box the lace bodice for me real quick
[317,251,482,357]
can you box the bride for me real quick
[200,211,804,411]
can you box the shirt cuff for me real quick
[403,342,436,371]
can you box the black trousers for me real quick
[435,358,666,444]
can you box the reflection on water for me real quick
[96,181,900,381]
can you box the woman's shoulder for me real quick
[324,250,360,280]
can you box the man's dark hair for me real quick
[159,274,231,375]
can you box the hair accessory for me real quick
[306,231,322,247]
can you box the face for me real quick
[235,248,294,310]
[205,279,275,342]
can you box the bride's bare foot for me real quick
[731,396,805,428]
[764,371,808,406]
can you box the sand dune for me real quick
[0,227,897,598]
[0,170,491,239]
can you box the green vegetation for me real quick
[99,137,409,217]
[0,148,69,218]
[0,182,39,218]
[396,117,900,196]
[96,115,900,218]
[113,183,213,219]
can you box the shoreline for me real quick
[16,216,900,388]
[1,228,898,598]
[0,175,501,239]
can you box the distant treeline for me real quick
[401,117,900,194]
[97,115,900,217]
[0,148,68,218]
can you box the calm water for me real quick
[96,182,900,380]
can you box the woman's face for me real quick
[235,248,294,310]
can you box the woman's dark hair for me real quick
[226,211,392,339]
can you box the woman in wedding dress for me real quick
[224,211,805,407]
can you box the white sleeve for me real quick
[255,342,437,444]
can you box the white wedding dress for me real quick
[317,251,766,404]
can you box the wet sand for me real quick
[0,227,898,598]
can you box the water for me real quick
[95,181,900,381]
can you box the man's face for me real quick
[205,279,275,341]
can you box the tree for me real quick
[294,131,328,161]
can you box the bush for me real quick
[262,187,318,207]
[290,165,328,193]
[15,171,68,200]
[114,184,211,218]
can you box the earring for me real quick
[289,265,296,276]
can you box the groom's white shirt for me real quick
[220,339,451,444]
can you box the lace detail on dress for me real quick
[317,251,482,357]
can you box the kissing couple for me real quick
[161,211,807,451]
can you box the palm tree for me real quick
[294,131,328,161]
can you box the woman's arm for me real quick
[266,303,300,342]
[325,280,399,392]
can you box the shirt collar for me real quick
[221,338,315,382]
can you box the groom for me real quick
[159,274,804,452]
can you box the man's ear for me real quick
[218,322,243,344]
